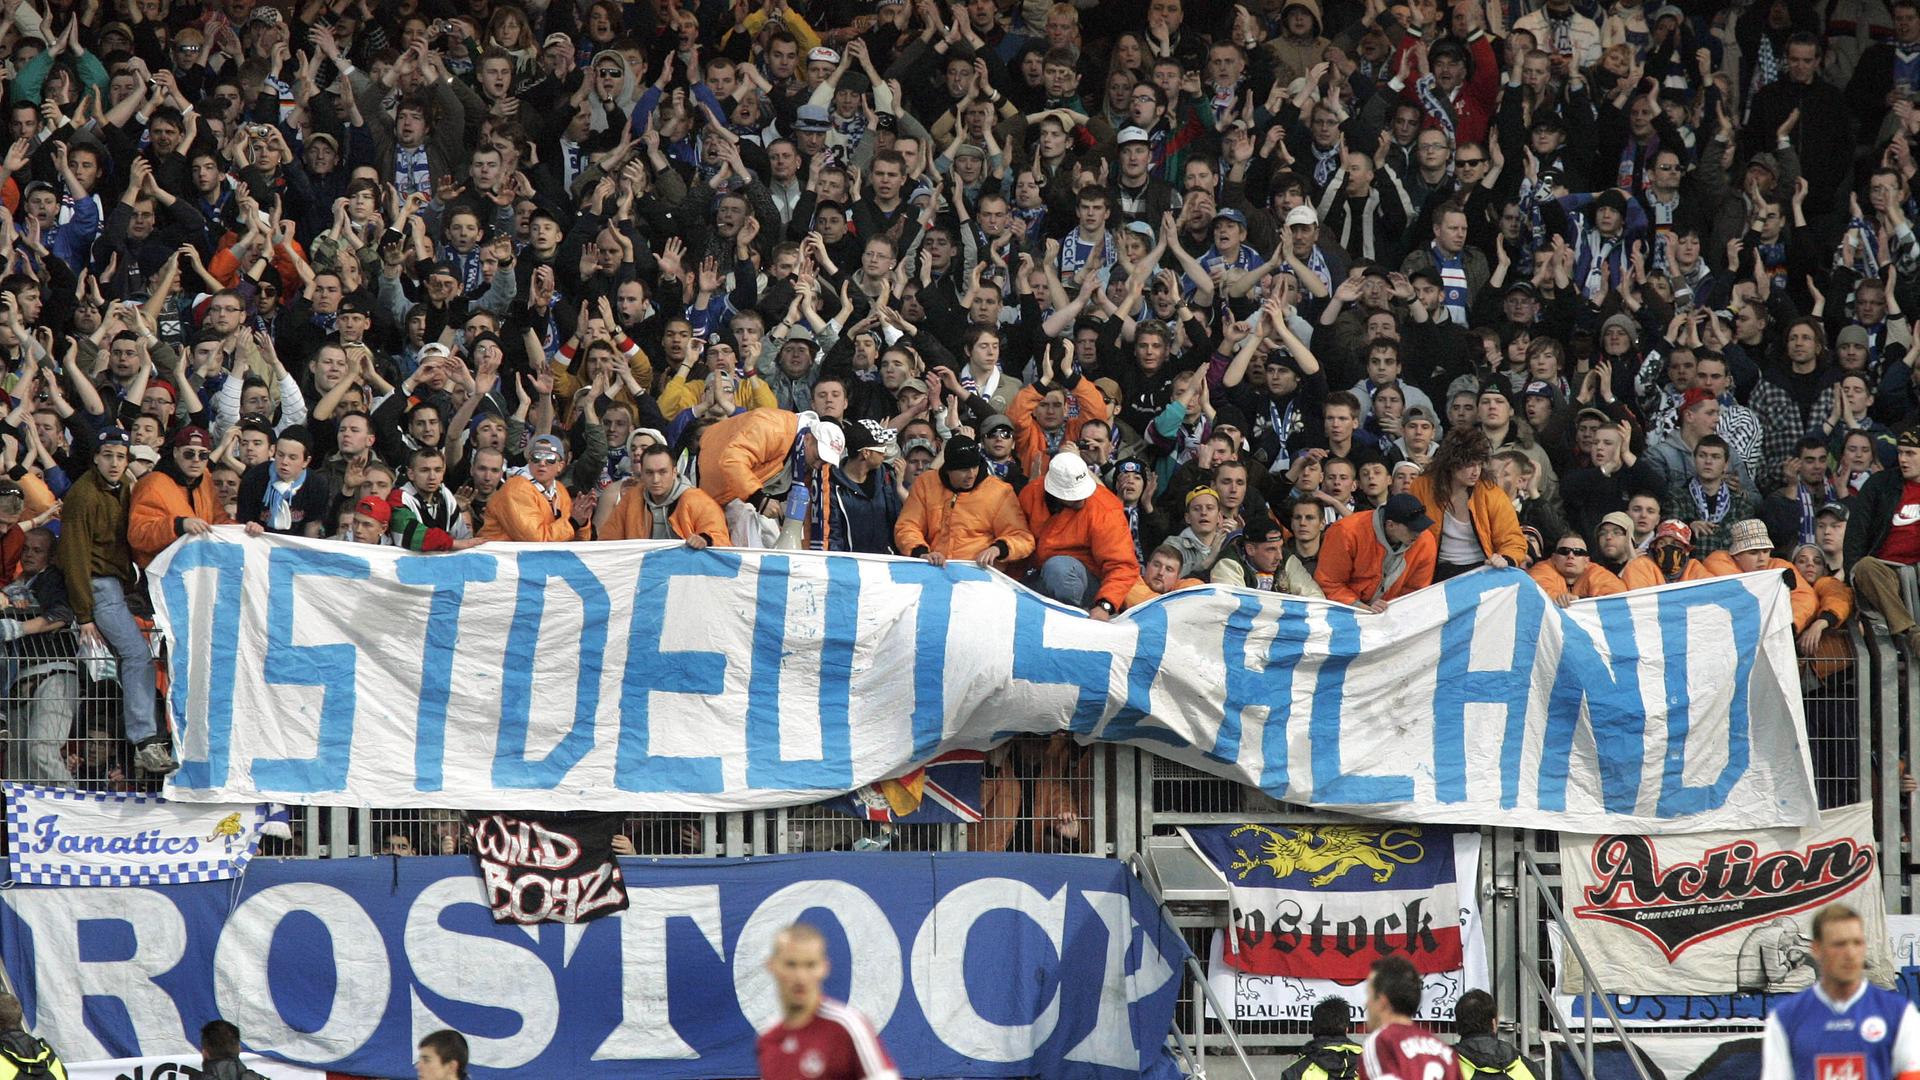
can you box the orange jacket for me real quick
[1124,576,1205,608]
[1803,575,1857,677]
[1618,554,1714,591]
[697,408,803,507]
[598,482,729,544]
[1008,377,1108,476]
[1313,510,1439,604]
[1529,560,1628,599]
[894,471,1033,560]
[1408,475,1527,566]
[1811,575,1854,627]
[1701,552,1818,631]
[128,468,232,566]
[18,472,53,520]
[476,476,586,541]
[1017,481,1142,610]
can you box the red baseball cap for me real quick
[355,496,392,526]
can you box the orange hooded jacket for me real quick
[1701,552,1818,631]
[1008,378,1109,477]
[1313,509,1437,605]
[477,476,586,542]
[895,470,1033,560]
[1016,481,1142,610]
[1528,560,1628,599]
[128,467,232,566]
[598,482,729,544]
[697,409,808,506]
[1618,554,1712,591]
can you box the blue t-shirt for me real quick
[1760,982,1920,1080]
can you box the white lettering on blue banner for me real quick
[0,853,1185,1078]
[147,531,1818,832]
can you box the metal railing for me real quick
[1515,848,1654,1080]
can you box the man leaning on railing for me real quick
[1,527,76,783]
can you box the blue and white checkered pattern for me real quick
[4,783,269,887]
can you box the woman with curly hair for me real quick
[1408,427,1529,580]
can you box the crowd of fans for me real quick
[0,0,1914,782]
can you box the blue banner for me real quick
[148,534,1819,834]
[0,853,1186,1078]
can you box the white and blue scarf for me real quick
[265,470,308,531]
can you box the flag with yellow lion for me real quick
[1184,823,1478,983]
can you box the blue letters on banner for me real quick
[0,854,1188,1080]
[146,536,1818,833]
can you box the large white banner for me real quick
[3,783,274,886]
[1559,802,1894,996]
[148,531,1816,832]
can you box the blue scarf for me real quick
[445,245,485,294]
[1752,36,1782,96]
[1845,216,1881,280]
[1687,476,1731,524]
[1430,245,1470,323]
[1060,230,1118,280]
[1618,132,1658,189]
[1311,143,1341,188]
[265,469,308,531]
[1414,75,1456,142]
[394,144,432,196]
[1755,239,1787,293]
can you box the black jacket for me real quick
[823,465,903,555]
[1278,1035,1362,1079]
[237,462,337,538]
[1842,465,1916,571]
[1454,1033,1543,1079]
[1559,459,1662,544]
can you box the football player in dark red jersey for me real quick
[1361,955,1461,1080]
[757,923,900,1080]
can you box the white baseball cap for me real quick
[809,418,845,466]
[807,46,840,65]
[1285,205,1319,228]
[1044,453,1097,501]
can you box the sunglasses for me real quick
[1456,157,1486,166]
[530,452,563,464]
[1554,546,1589,557]
[179,448,211,461]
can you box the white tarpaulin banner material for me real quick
[3,784,272,886]
[65,1054,325,1080]
[1548,917,1920,1028]
[148,531,1816,832]
[1559,802,1893,996]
